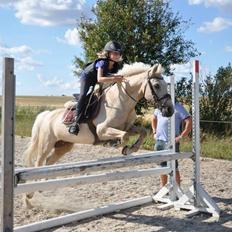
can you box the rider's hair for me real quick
[96,51,108,58]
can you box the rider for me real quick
[69,41,125,135]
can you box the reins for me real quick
[87,70,171,110]
[119,71,171,107]
[120,83,138,102]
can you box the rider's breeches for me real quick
[76,78,95,122]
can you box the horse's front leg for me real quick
[97,124,147,155]
[122,125,147,155]
[97,126,129,143]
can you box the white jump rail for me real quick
[14,150,193,182]
[15,167,172,194]
[14,196,154,232]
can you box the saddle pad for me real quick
[62,108,76,125]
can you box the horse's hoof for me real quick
[122,146,131,155]
[109,139,121,147]
[26,192,34,199]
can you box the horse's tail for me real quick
[24,111,50,167]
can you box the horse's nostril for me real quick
[168,107,174,116]
[162,107,174,117]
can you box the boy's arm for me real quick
[151,115,158,135]
[176,116,192,142]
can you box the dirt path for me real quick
[8,137,232,231]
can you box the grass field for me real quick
[133,114,232,161]
[0,96,231,161]
[1,96,73,136]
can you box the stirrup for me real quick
[68,123,80,135]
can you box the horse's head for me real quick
[143,64,174,117]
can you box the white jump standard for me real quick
[153,60,220,219]
[1,58,220,232]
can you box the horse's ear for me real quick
[149,64,163,77]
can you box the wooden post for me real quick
[1,57,15,232]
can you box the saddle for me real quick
[62,92,101,126]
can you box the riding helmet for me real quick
[104,41,122,54]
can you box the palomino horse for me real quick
[24,62,174,165]
[23,62,174,206]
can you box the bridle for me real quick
[121,71,171,109]
[145,72,171,109]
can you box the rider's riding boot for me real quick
[69,103,83,135]
[69,111,81,135]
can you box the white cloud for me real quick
[57,28,81,46]
[37,74,80,90]
[0,45,32,56]
[0,44,43,71]
[170,62,192,78]
[16,57,43,71]
[0,0,90,27]
[188,0,232,12]
[37,74,63,87]
[225,45,232,52]
[62,80,80,90]
[0,0,20,6]
[197,17,232,32]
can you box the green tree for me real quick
[74,0,198,71]
[200,63,232,134]
[176,76,192,105]
[74,0,199,114]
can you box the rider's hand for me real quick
[113,75,125,82]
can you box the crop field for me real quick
[0,95,73,107]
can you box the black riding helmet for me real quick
[104,41,122,55]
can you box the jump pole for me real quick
[1,58,15,232]
[14,196,154,232]
[14,150,192,183]
[192,60,201,205]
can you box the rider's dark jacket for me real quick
[76,58,119,121]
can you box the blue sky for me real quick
[0,0,231,96]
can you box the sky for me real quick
[0,0,231,96]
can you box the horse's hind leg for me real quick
[46,141,74,165]
[25,140,55,208]
[35,141,55,167]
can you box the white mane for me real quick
[118,62,151,77]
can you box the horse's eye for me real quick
[154,83,160,89]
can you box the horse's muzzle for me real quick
[161,106,174,117]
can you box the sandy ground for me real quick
[3,136,232,231]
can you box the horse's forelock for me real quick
[118,62,151,77]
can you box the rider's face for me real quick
[109,51,121,62]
